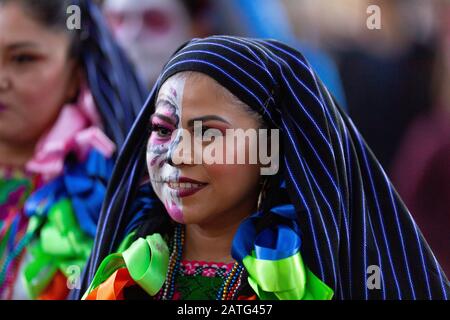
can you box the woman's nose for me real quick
[0,73,12,92]
[167,129,195,167]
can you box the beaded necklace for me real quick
[159,224,245,300]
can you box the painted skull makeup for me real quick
[147,75,185,223]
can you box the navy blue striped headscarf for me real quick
[79,36,449,299]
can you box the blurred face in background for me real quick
[104,0,191,87]
[0,2,79,164]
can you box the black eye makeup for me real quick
[151,123,173,138]
[11,53,40,65]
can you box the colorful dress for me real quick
[174,261,237,300]
[88,260,256,300]
[84,253,256,300]
[83,225,333,300]
[0,167,41,299]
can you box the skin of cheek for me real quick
[8,60,76,143]
[180,139,261,226]
[147,77,186,223]
[0,5,77,145]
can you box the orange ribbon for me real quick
[38,271,70,300]
[85,268,136,300]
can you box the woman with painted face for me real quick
[80,36,449,300]
[0,0,146,299]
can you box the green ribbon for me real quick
[243,251,334,300]
[83,233,169,299]
[23,199,93,298]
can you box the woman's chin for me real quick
[174,210,206,226]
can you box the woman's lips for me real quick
[0,102,7,112]
[166,178,208,198]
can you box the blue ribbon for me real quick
[65,151,113,237]
[24,150,113,238]
[123,184,156,237]
[254,225,301,260]
[24,179,61,218]
[231,203,301,263]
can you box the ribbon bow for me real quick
[232,203,334,300]
[25,149,113,237]
[84,233,169,300]
[23,199,93,298]
[21,149,113,298]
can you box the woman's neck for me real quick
[0,140,35,168]
[183,202,257,263]
[183,223,237,264]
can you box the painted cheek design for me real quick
[148,105,178,168]
[148,138,171,168]
[165,198,184,223]
[147,78,186,223]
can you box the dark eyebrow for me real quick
[7,42,40,50]
[187,115,231,127]
[150,113,176,125]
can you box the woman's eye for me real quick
[11,54,37,65]
[151,125,172,138]
[200,127,223,140]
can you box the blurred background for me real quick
[97,0,449,274]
